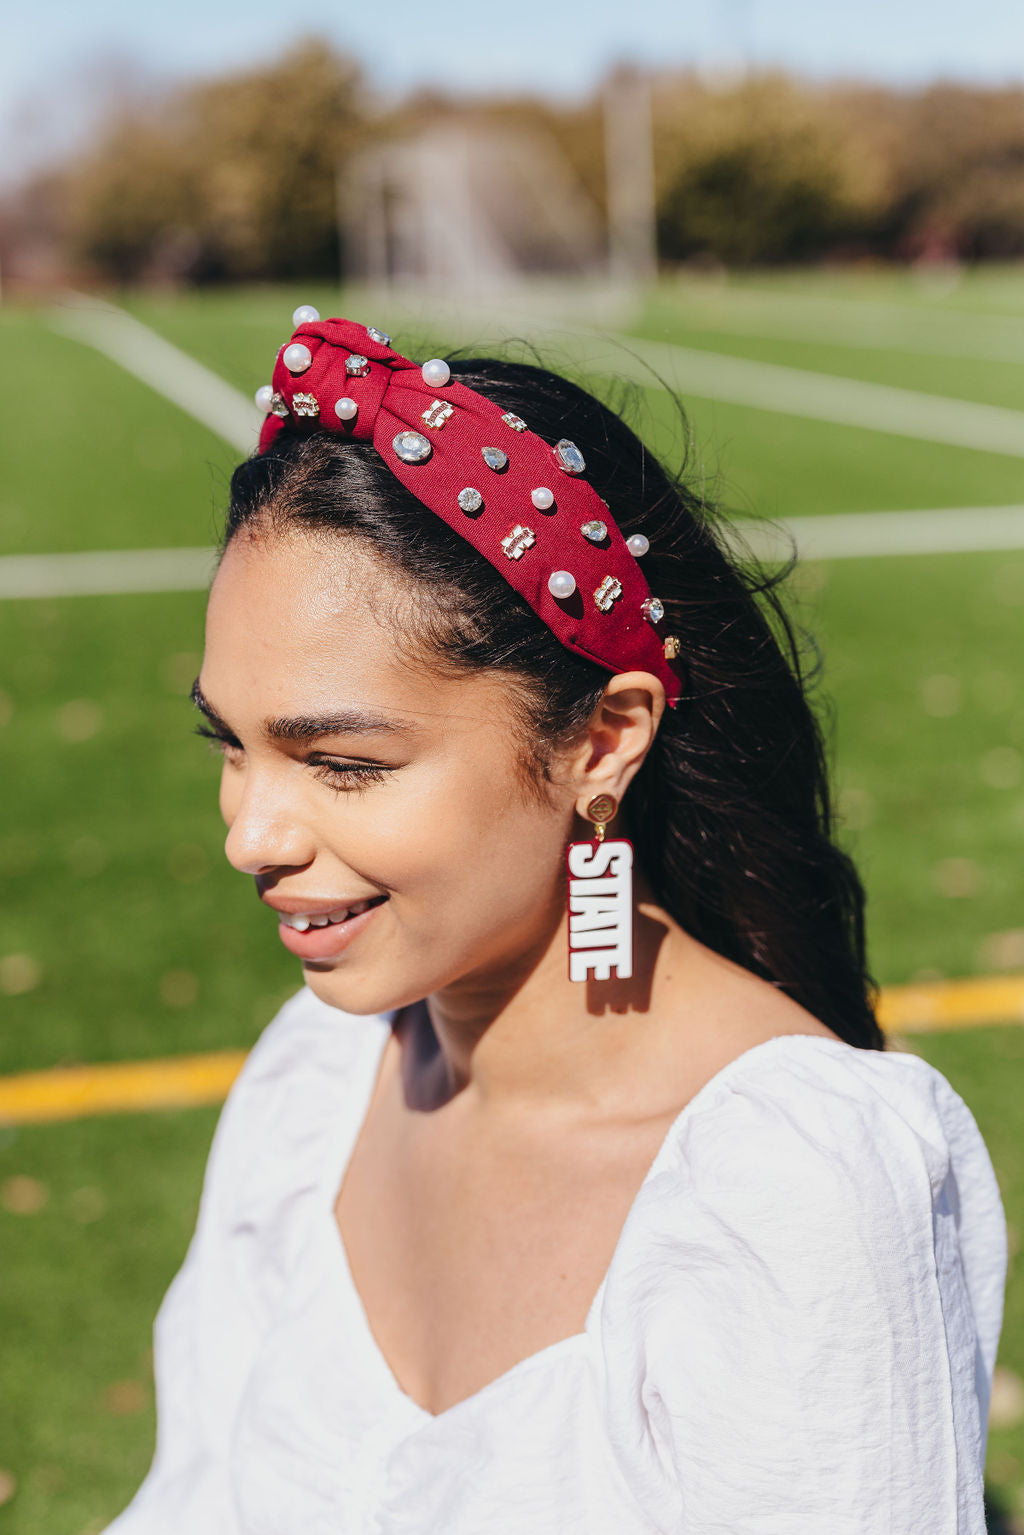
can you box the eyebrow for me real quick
[190,681,409,743]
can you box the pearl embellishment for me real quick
[254,384,275,412]
[531,487,555,510]
[421,358,451,387]
[292,304,320,325]
[626,533,650,558]
[548,570,577,600]
[283,342,313,374]
[334,397,358,421]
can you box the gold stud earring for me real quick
[584,793,618,844]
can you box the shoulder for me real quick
[596,1039,1007,1531]
[662,1034,990,1192]
[647,1037,1005,1283]
[201,987,390,1206]
[228,984,388,1105]
[601,1035,1006,1395]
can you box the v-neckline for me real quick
[318,1010,844,1426]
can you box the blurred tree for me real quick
[883,86,1024,259]
[654,74,885,266]
[66,40,366,284]
[27,52,1024,283]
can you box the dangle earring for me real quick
[566,794,634,982]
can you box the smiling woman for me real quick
[103,314,1007,1535]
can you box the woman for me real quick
[108,312,1006,1533]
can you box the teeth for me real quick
[278,898,382,931]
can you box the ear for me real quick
[567,671,667,819]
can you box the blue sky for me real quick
[6,0,1024,185]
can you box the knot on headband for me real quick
[256,314,683,704]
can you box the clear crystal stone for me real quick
[458,487,483,513]
[642,597,665,624]
[346,355,371,377]
[481,445,508,471]
[555,439,586,474]
[366,325,391,345]
[580,520,608,543]
[392,431,432,464]
[269,391,289,417]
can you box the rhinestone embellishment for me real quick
[594,576,623,612]
[421,400,454,429]
[392,430,432,464]
[366,325,391,345]
[346,355,371,377]
[482,446,509,472]
[458,487,484,514]
[292,392,319,418]
[664,636,681,660]
[642,597,665,624]
[501,525,536,560]
[501,412,527,432]
[269,391,289,417]
[580,519,608,543]
[554,438,586,474]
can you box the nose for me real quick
[222,769,317,876]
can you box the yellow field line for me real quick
[877,973,1024,1033]
[1,974,1023,1126]
[0,1050,247,1126]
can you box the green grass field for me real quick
[2,269,1024,1532]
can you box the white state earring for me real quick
[566,794,633,982]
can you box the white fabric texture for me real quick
[106,987,1007,1534]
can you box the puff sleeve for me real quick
[103,989,343,1533]
[597,1041,1007,1535]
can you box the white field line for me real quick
[4,506,1024,599]
[563,331,1024,460]
[13,294,1020,602]
[729,505,1024,562]
[49,291,261,454]
[52,289,1024,463]
[355,291,1024,457]
[0,547,218,599]
[652,282,1024,366]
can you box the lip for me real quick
[274,898,387,961]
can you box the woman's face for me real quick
[198,530,577,1017]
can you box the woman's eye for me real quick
[311,760,390,792]
[196,725,244,764]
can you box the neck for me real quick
[420,880,698,1114]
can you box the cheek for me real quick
[355,770,569,926]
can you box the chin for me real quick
[297,960,430,1019]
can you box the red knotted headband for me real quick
[256,315,683,704]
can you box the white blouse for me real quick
[107,987,1007,1535]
